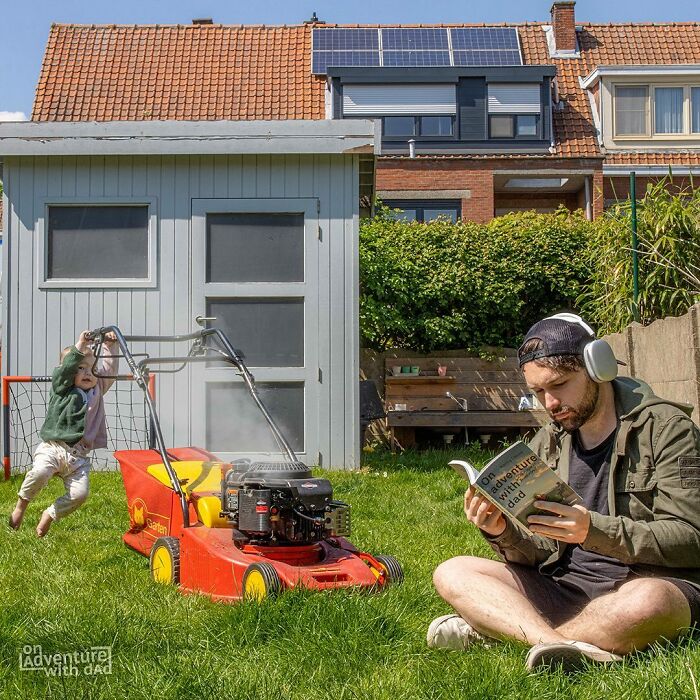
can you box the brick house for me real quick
[29,4,700,221]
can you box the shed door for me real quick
[191,199,319,464]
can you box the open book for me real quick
[449,441,581,532]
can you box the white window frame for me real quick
[691,85,700,134]
[613,84,651,138]
[653,85,685,135]
[37,197,158,289]
[613,82,700,140]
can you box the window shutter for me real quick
[487,84,541,114]
[343,84,456,115]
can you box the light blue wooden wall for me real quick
[1,154,360,468]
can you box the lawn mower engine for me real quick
[222,461,351,545]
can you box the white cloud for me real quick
[0,111,28,122]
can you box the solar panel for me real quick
[311,26,523,74]
[312,28,379,51]
[312,51,381,74]
[381,28,449,51]
[452,50,522,66]
[383,51,452,67]
[450,27,520,51]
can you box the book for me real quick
[449,441,581,532]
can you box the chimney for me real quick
[550,1,576,53]
[192,18,213,25]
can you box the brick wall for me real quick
[604,175,694,203]
[377,157,604,222]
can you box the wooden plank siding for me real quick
[2,154,360,469]
[385,356,546,435]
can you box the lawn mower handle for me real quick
[86,325,300,527]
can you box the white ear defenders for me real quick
[546,313,619,383]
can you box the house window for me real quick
[420,116,453,136]
[488,114,540,139]
[487,83,542,140]
[47,205,149,280]
[384,200,460,223]
[383,116,417,137]
[614,86,649,136]
[654,87,684,134]
[692,87,700,133]
[382,115,454,138]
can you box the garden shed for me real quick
[0,119,378,469]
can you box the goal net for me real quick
[2,376,155,478]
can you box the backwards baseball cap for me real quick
[517,313,595,368]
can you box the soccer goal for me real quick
[2,375,155,479]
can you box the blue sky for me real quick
[1,0,698,119]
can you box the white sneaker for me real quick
[526,640,623,672]
[426,613,489,650]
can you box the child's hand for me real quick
[75,330,92,354]
[103,331,118,346]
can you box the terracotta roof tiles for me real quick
[30,21,700,165]
[33,24,325,121]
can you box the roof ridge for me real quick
[50,22,311,29]
[48,20,700,30]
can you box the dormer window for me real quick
[383,115,454,137]
[614,86,648,136]
[613,82,700,138]
[487,84,542,139]
[692,87,700,133]
[654,87,683,134]
[343,83,456,140]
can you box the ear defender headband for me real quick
[545,313,618,383]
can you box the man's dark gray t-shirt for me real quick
[550,428,630,597]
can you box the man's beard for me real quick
[551,380,600,432]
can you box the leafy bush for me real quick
[578,176,700,334]
[359,207,591,352]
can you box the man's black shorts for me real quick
[507,563,700,629]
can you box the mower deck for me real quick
[115,447,388,601]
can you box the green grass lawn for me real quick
[1,447,699,699]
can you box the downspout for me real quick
[584,176,592,220]
[549,78,556,152]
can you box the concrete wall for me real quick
[604,304,700,422]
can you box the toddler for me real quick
[9,330,118,536]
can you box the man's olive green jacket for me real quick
[488,377,700,588]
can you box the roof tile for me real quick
[30,21,700,164]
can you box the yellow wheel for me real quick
[242,562,282,601]
[374,555,404,585]
[149,537,180,585]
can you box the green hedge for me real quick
[359,207,592,352]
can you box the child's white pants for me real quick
[18,441,91,521]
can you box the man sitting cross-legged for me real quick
[429,314,700,671]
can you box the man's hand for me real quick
[527,501,591,543]
[464,486,506,537]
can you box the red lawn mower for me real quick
[88,326,402,602]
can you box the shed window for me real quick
[47,206,149,279]
[207,382,304,453]
[206,298,304,367]
[207,213,304,283]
